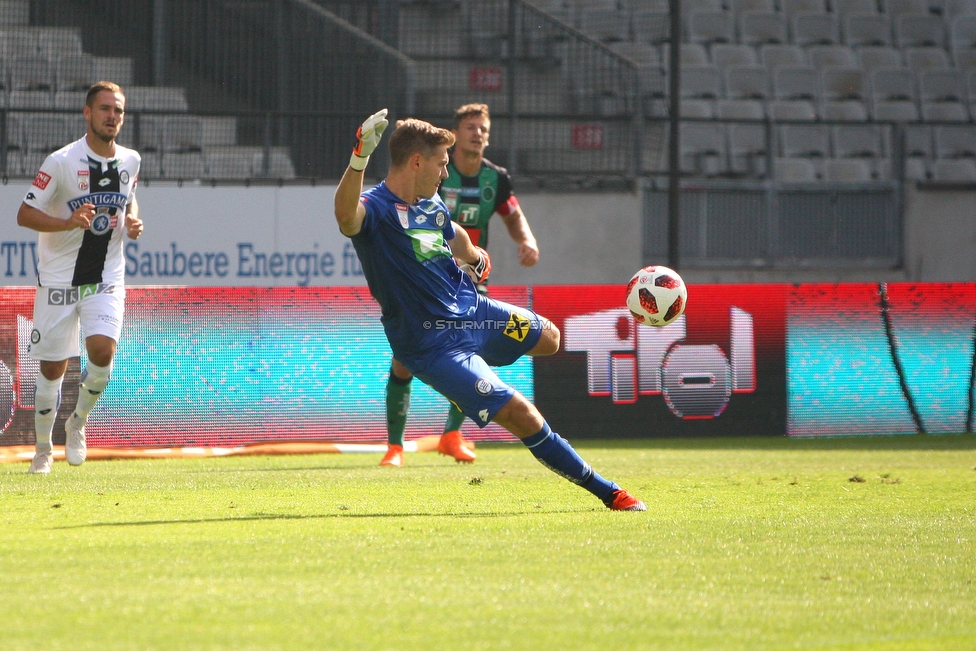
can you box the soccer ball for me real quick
[626,265,687,326]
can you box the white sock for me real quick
[34,375,64,455]
[70,361,112,429]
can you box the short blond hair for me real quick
[86,81,124,107]
[388,118,455,167]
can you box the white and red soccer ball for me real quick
[626,265,687,326]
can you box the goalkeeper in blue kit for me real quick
[333,109,645,511]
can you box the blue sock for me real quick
[521,422,620,503]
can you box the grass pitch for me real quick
[1,435,975,651]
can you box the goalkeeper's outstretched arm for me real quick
[334,109,388,237]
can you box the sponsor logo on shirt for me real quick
[67,192,128,213]
[78,169,89,191]
[32,171,51,190]
[504,312,531,342]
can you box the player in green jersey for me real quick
[381,103,540,466]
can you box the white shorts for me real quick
[29,284,126,361]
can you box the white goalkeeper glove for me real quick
[459,247,492,284]
[350,109,389,172]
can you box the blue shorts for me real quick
[410,296,544,428]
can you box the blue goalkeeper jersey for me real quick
[352,181,481,370]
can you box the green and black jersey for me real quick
[437,158,518,250]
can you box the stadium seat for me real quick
[835,0,881,18]
[933,123,976,156]
[139,152,162,179]
[881,0,933,17]
[609,42,660,65]
[952,46,976,68]
[833,124,884,158]
[967,67,976,105]
[780,123,831,157]
[905,46,952,71]
[920,69,970,119]
[871,67,921,119]
[685,0,726,12]
[740,11,788,45]
[681,98,716,117]
[132,114,164,153]
[125,86,189,112]
[824,157,874,181]
[768,98,819,119]
[54,53,93,92]
[904,124,935,157]
[951,15,976,49]
[9,55,51,91]
[711,43,759,69]
[53,90,85,110]
[661,43,710,65]
[162,116,203,153]
[922,100,970,119]
[774,156,820,181]
[809,44,859,68]
[24,114,66,153]
[844,14,893,47]
[725,65,771,99]
[793,13,840,46]
[872,98,921,120]
[162,151,206,179]
[759,43,807,71]
[930,157,976,180]
[681,64,723,98]
[717,98,767,118]
[8,90,52,109]
[895,14,946,48]
[632,11,670,45]
[680,123,729,175]
[822,100,870,120]
[920,67,966,103]
[731,0,776,13]
[784,0,829,20]
[773,65,820,100]
[205,147,256,180]
[579,8,629,42]
[689,11,735,45]
[822,67,868,101]
[945,0,976,17]
[858,46,904,70]
[729,123,770,175]
[92,56,133,87]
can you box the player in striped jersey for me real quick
[17,81,143,474]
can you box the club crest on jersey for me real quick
[475,378,493,396]
[90,209,115,235]
[120,170,129,184]
[435,211,447,227]
[77,170,89,191]
[396,203,409,229]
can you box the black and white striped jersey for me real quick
[24,137,141,287]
